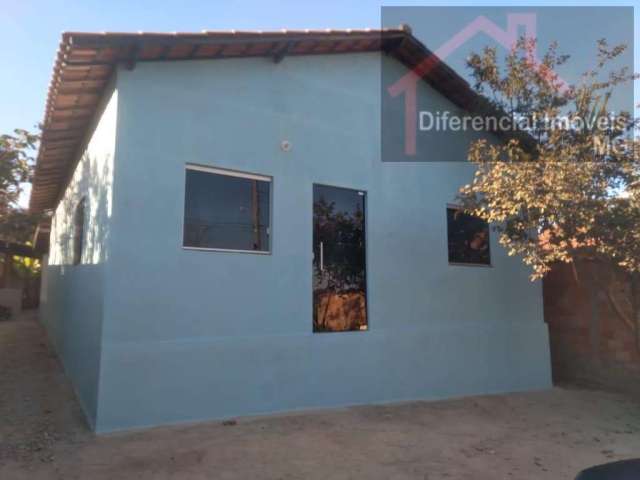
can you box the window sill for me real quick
[182,246,271,255]
[313,326,369,334]
[448,261,493,268]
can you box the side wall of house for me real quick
[96,53,551,432]
[40,85,118,428]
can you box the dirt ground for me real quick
[1,313,639,480]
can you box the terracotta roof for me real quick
[30,26,483,213]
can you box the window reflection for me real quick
[447,207,491,265]
[183,167,271,252]
[313,185,367,332]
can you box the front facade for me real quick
[36,30,551,432]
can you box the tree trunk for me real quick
[632,273,640,353]
[1,252,10,288]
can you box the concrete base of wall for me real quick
[95,320,552,433]
[0,288,22,317]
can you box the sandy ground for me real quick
[1,313,639,480]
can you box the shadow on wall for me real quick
[50,152,112,267]
[41,263,104,428]
[43,151,113,429]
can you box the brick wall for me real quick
[543,261,640,393]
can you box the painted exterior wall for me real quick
[41,86,118,428]
[84,52,552,432]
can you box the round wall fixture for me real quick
[280,140,292,152]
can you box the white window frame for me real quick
[182,164,273,254]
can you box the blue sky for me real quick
[1,0,638,140]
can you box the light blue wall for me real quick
[91,52,551,432]
[41,86,117,429]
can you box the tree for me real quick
[0,129,40,312]
[456,38,639,346]
[0,129,39,243]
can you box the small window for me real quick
[447,207,491,266]
[73,198,85,265]
[183,165,271,252]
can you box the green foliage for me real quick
[458,38,639,279]
[0,129,37,213]
[12,253,41,279]
[0,129,40,243]
[0,209,40,244]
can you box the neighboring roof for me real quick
[30,26,484,213]
[31,217,51,254]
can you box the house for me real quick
[31,27,552,432]
[0,241,43,315]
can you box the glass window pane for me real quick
[73,198,85,265]
[447,207,491,265]
[313,184,367,332]
[183,168,270,252]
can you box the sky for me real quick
[1,0,638,205]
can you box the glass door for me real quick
[313,184,367,332]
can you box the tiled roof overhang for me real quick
[30,26,486,213]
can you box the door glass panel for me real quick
[313,184,367,332]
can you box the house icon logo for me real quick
[388,13,568,156]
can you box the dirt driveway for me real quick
[1,313,639,480]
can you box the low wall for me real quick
[0,288,22,317]
[544,261,640,393]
